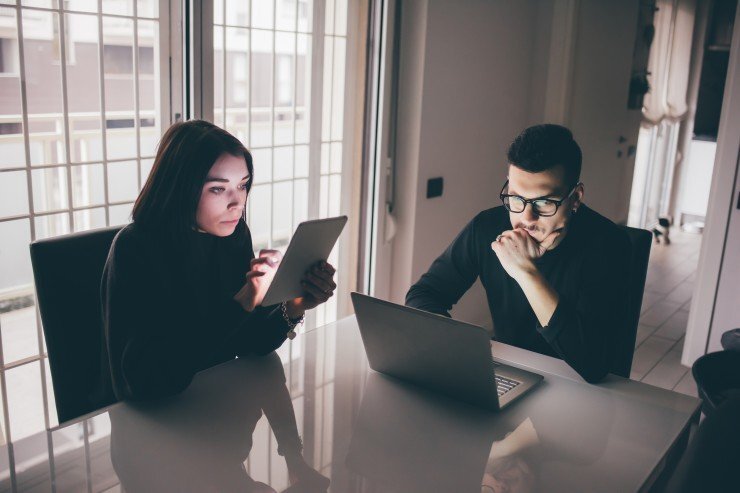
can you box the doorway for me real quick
[627,0,737,390]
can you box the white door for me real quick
[567,0,643,224]
[707,153,740,351]
[684,2,740,363]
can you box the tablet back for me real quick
[262,215,347,306]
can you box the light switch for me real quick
[427,177,443,199]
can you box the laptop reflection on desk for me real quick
[351,292,543,411]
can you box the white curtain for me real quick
[642,0,697,126]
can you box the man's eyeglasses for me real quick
[499,180,580,217]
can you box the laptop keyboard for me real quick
[495,374,521,396]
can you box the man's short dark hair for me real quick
[506,124,582,187]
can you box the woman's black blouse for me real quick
[100,221,291,400]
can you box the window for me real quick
[213,0,355,332]
[102,45,154,75]
[0,0,166,487]
[103,44,134,74]
[0,0,362,488]
[212,3,358,483]
[0,38,19,74]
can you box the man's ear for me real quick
[573,183,584,210]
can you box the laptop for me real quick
[350,292,543,411]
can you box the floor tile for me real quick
[673,369,699,398]
[635,324,657,348]
[666,281,695,304]
[640,300,683,328]
[642,341,688,389]
[628,228,702,393]
[654,309,690,341]
[641,291,664,315]
[645,275,685,295]
[631,335,675,381]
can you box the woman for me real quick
[101,120,336,401]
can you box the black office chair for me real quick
[692,329,740,416]
[611,226,652,378]
[665,391,740,493]
[30,226,123,423]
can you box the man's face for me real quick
[505,165,583,247]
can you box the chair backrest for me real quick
[611,226,652,378]
[665,392,740,493]
[30,226,123,423]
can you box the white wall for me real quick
[385,0,641,327]
[679,140,716,217]
[387,0,547,328]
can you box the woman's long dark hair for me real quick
[132,120,254,240]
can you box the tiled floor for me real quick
[631,228,702,397]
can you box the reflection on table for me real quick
[28,316,698,493]
[110,352,329,493]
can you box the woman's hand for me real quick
[233,249,282,312]
[284,261,337,318]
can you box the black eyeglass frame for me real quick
[499,179,581,217]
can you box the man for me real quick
[406,124,631,383]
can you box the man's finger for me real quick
[502,230,526,246]
[491,240,502,249]
[539,230,562,251]
[500,235,515,245]
[511,228,533,242]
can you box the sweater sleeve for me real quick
[102,231,251,400]
[405,217,481,317]
[535,232,632,383]
[231,304,291,357]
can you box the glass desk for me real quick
[9,315,700,492]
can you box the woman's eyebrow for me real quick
[204,175,251,183]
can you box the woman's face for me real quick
[195,153,250,236]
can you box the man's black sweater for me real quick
[101,220,292,401]
[405,205,631,383]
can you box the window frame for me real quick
[0,0,173,487]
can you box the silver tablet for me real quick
[261,216,348,306]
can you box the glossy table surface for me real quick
[47,315,701,493]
